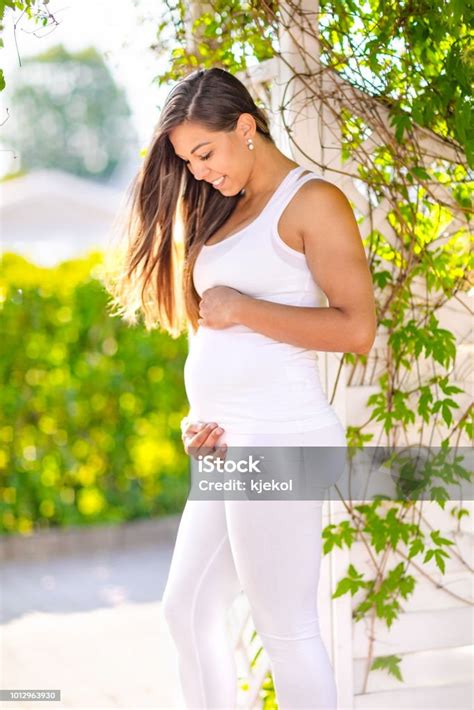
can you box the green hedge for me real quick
[0,252,190,535]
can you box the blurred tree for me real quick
[0,252,190,532]
[3,43,137,180]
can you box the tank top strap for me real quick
[266,167,322,227]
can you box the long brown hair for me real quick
[102,67,275,338]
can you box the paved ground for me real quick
[0,516,190,709]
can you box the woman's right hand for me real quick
[180,417,227,461]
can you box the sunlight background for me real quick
[0,0,183,265]
[0,0,171,177]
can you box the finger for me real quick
[187,440,226,461]
[186,423,219,453]
[198,426,225,458]
[181,420,206,437]
[195,422,218,441]
[200,425,224,447]
[181,421,208,454]
[185,438,214,459]
[191,426,225,460]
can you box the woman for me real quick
[106,67,376,709]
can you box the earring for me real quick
[247,138,254,151]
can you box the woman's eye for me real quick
[185,152,212,165]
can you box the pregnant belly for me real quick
[183,327,334,432]
[185,328,289,390]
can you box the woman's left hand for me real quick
[198,286,247,329]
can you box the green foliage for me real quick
[319,0,474,166]
[332,562,370,598]
[156,1,276,83]
[0,253,190,534]
[0,0,36,24]
[332,556,416,628]
[371,654,403,682]
[155,0,473,167]
[0,1,49,90]
[260,670,278,709]
[322,519,356,553]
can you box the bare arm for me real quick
[232,180,377,355]
[233,298,368,353]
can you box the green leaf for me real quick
[332,564,367,598]
[409,166,431,181]
[371,655,403,682]
[408,537,424,558]
[430,530,454,547]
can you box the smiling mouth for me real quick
[211,175,226,188]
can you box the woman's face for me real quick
[168,118,254,196]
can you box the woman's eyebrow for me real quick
[176,141,211,159]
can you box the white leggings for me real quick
[162,421,346,709]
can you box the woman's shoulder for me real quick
[286,174,352,235]
[294,173,348,207]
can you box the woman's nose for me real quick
[193,164,210,181]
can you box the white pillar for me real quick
[275,0,347,428]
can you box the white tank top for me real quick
[184,165,342,435]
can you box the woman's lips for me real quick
[212,175,226,189]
